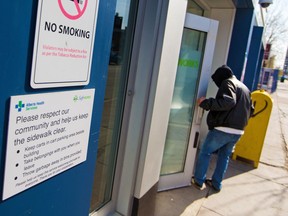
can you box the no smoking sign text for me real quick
[30,0,99,89]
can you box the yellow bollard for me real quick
[232,89,273,168]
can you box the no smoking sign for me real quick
[58,0,88,20]
[30,0,99,89]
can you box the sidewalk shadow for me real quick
[154,185,210,216]
[154,155,255,216]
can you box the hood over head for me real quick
[211,65,234,87]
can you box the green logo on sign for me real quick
[73,96,78,102]
[15,101,25,112]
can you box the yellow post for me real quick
[232,90,273,168]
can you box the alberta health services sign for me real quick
[2,89,94,200]
[31,0,99,88]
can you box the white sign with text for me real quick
[3,89,95,200]
[31,0,99,88]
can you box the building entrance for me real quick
[159,13,218,190]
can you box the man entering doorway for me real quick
[192,65,253,192]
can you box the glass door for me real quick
[160,28,206,175]
[89,0,138,215]
[158,13,218,190]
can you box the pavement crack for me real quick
[277,100,288,170]
[199,207,225,216]
[259,161,286,169]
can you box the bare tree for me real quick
[263,0,288,67]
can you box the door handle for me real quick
[127,90,134,96]
[193,132,199,148]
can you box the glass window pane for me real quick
[89,0,137,212]
[160,28,206,175]
[187,0,204,16]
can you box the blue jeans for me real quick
[194,129,241,190]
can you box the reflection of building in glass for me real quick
[109,13,126,65]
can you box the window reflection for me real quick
[89,0,136,212]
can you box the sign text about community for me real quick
[2,89,95,200]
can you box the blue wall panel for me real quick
[232,0,254,8]
[271,69,279,93]
[227,8,254,80]
[244,26,264,90]
[0,0,116,215]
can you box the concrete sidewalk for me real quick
[155,82,288,216]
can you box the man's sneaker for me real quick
[191,177,205,190]
[205,179,221,192]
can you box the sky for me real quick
[265,0,288,68]
[115,0,130,29]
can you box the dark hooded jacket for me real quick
[200,65,253,130]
